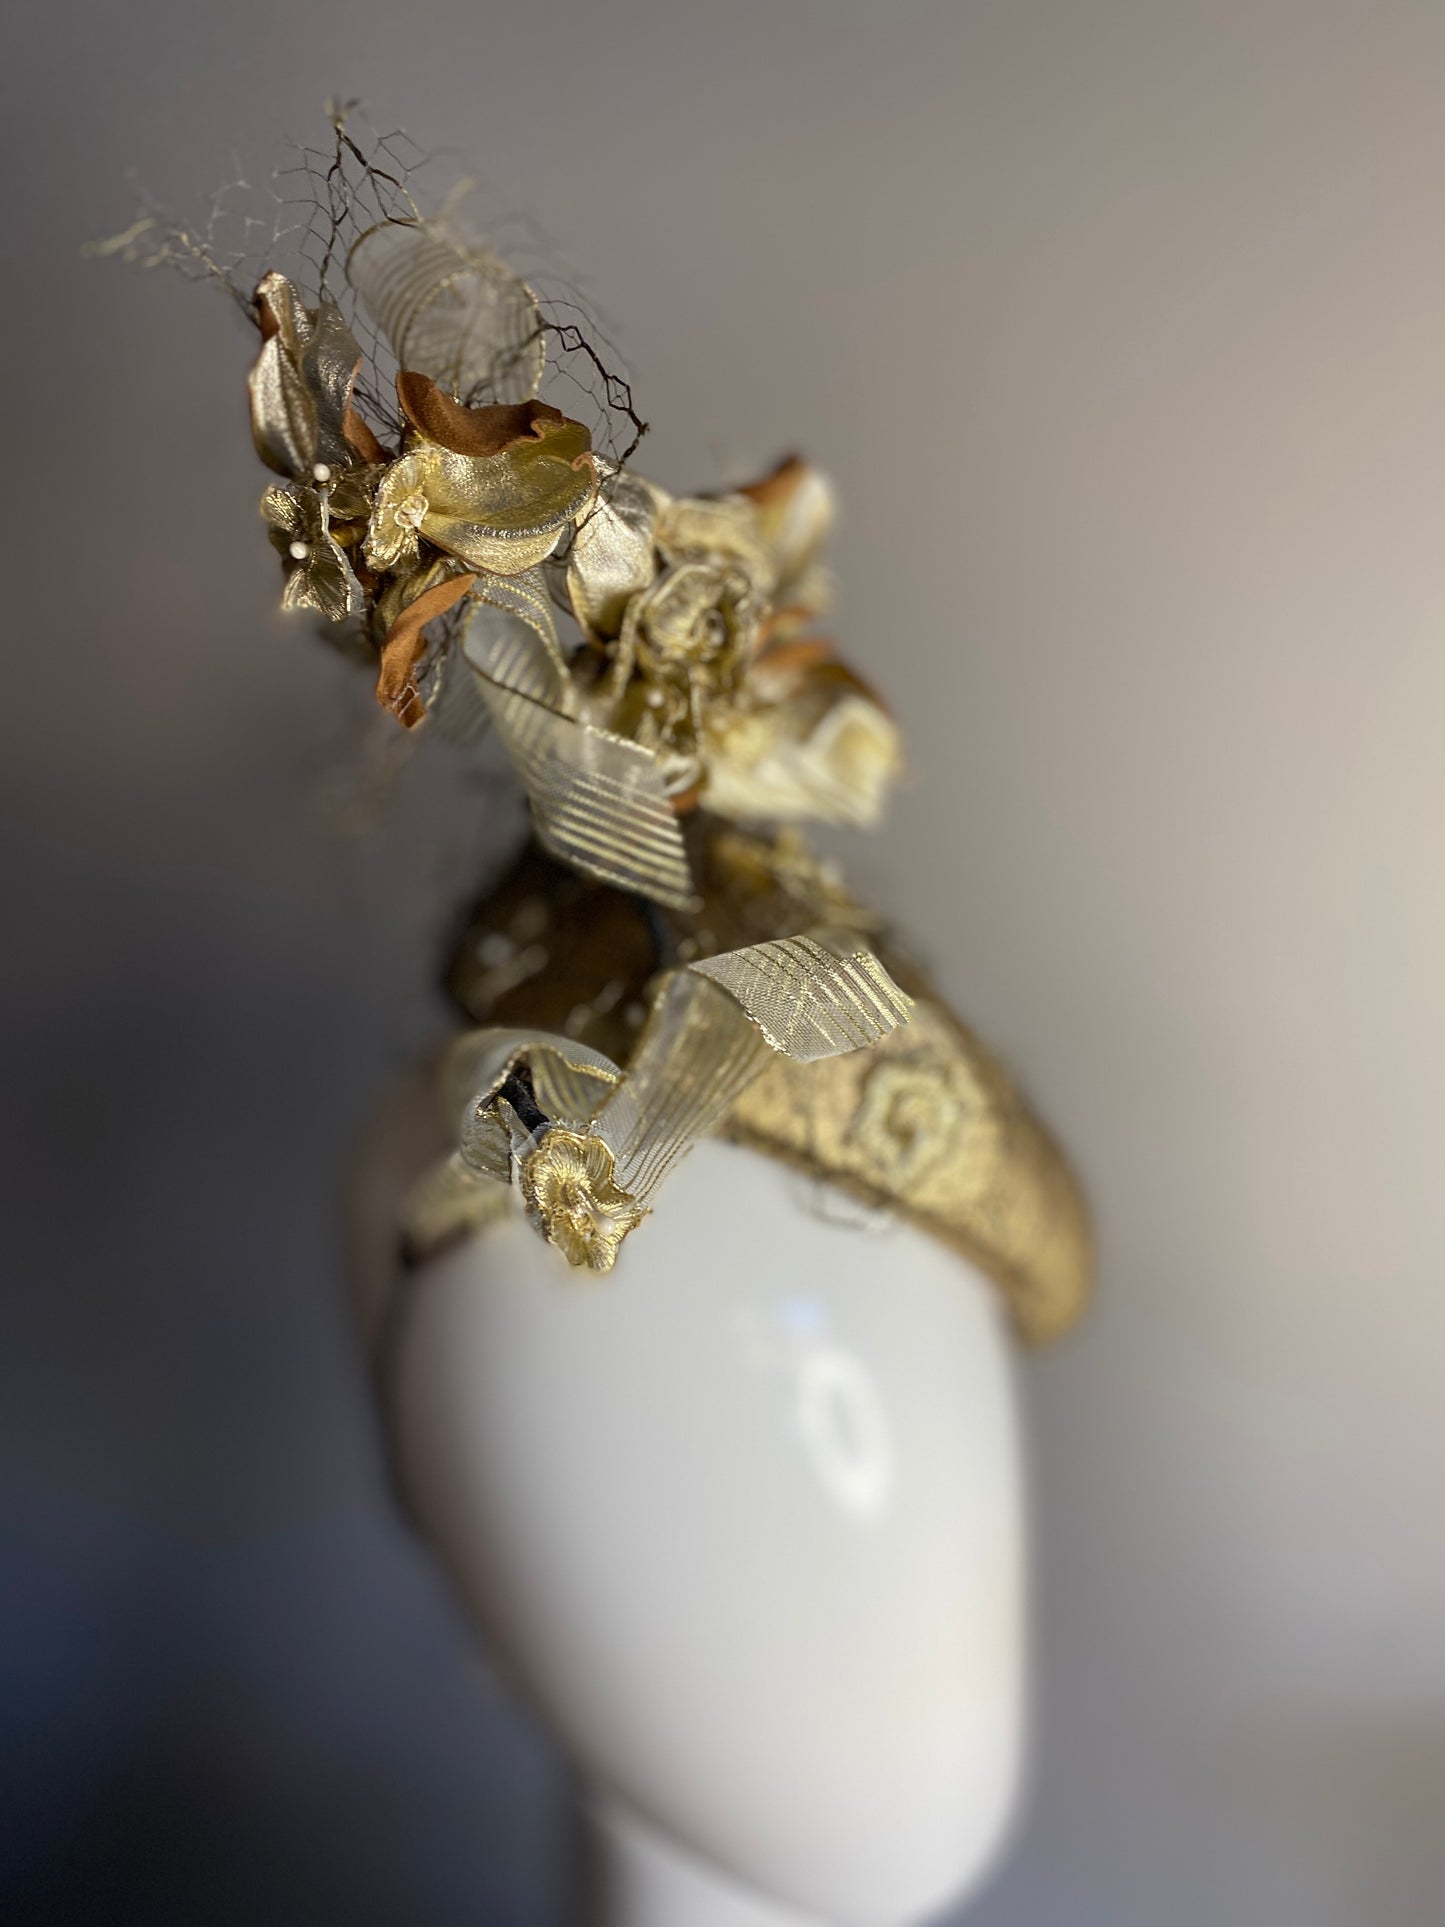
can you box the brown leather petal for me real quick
[736,453,808,507]
[375,571,478,728]
[396,370,566,457]
[342,396,389,465]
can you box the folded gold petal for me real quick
[260,483,305,538]
[347,220,546,404]
[250,273,374,481]
[254,271,310,347]
[420,514,573,577]
[279,535,366,623]
[702,651,902,829]
[249,331,318,478]
[324,464,382,526]
[737,455,835,603]
[303,302,376,474]
[376,569,478,729]
[413,424,595,533]
[566,465,661,639]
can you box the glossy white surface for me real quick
[578,1792,824,1927]
[353,1092,1028,1927]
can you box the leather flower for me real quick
[365,372,597,577]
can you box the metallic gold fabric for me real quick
[567,465,663,640]
[248,272,375,479]
[720,1001,1091,1347]
[406,927,913,1273]
[443,830,1092,1342]
[225,207,1090,1346]
[364,404,596,576]
[460,574,697,909]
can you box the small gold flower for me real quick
[517,1127,645,1271]
[261,482,368,623]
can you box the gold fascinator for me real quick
[190,117,1090,1341]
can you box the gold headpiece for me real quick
[220,131,1090,1343]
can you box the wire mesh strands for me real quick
[347,220,545,404]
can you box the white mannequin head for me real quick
[352,1075,1029,1927]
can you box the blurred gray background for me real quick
[4,1,1444,1921]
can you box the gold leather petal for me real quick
[249,332,317,477]
[701,651,902,828]
[303,301,375,474]
[363,450,428,571]
[365,419,596,577]
[567,465,662,639]
[737,455,835,604]
[249,273,373,480]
